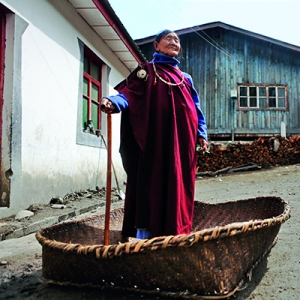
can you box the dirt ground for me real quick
[0,163,299,300]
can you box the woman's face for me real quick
[154,32,181,57]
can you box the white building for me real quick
[0,0,145,218]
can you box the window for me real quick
[82,46,103,135]
[238,84,288,110]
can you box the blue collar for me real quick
[153,53,180,67]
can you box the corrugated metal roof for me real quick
[68,0,145,70]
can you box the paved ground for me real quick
[0,163,299,299]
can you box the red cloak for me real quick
[115,62,198,238]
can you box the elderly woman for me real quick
[101,29,208,240]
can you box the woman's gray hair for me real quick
[154,29,174,43]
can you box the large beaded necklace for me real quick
[152,60,185,87]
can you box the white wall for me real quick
[0,0,132,218]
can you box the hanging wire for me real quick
[156,0,231,57]
[190,27,232,57]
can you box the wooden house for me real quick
[136,22,300,140]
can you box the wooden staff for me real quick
[104,113,112,245]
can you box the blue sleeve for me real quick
[105,93,128,113]
[184,73,208,141]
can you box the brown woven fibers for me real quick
[36,196,290,299]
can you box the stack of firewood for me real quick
[197,135,300,174]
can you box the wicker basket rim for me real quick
[35,197,290,258]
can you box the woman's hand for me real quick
[198,137,208,152]
[100,98,115,114]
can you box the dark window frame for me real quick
[237,83,288,111]
[82,46,103,135]
[76,40,107,148]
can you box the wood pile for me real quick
[197,135,300,175]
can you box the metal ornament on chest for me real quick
[137,69,148,81]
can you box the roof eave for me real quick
[93,0,145,64]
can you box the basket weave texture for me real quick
[36,196,290,299]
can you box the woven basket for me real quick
[36,196,290,299]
